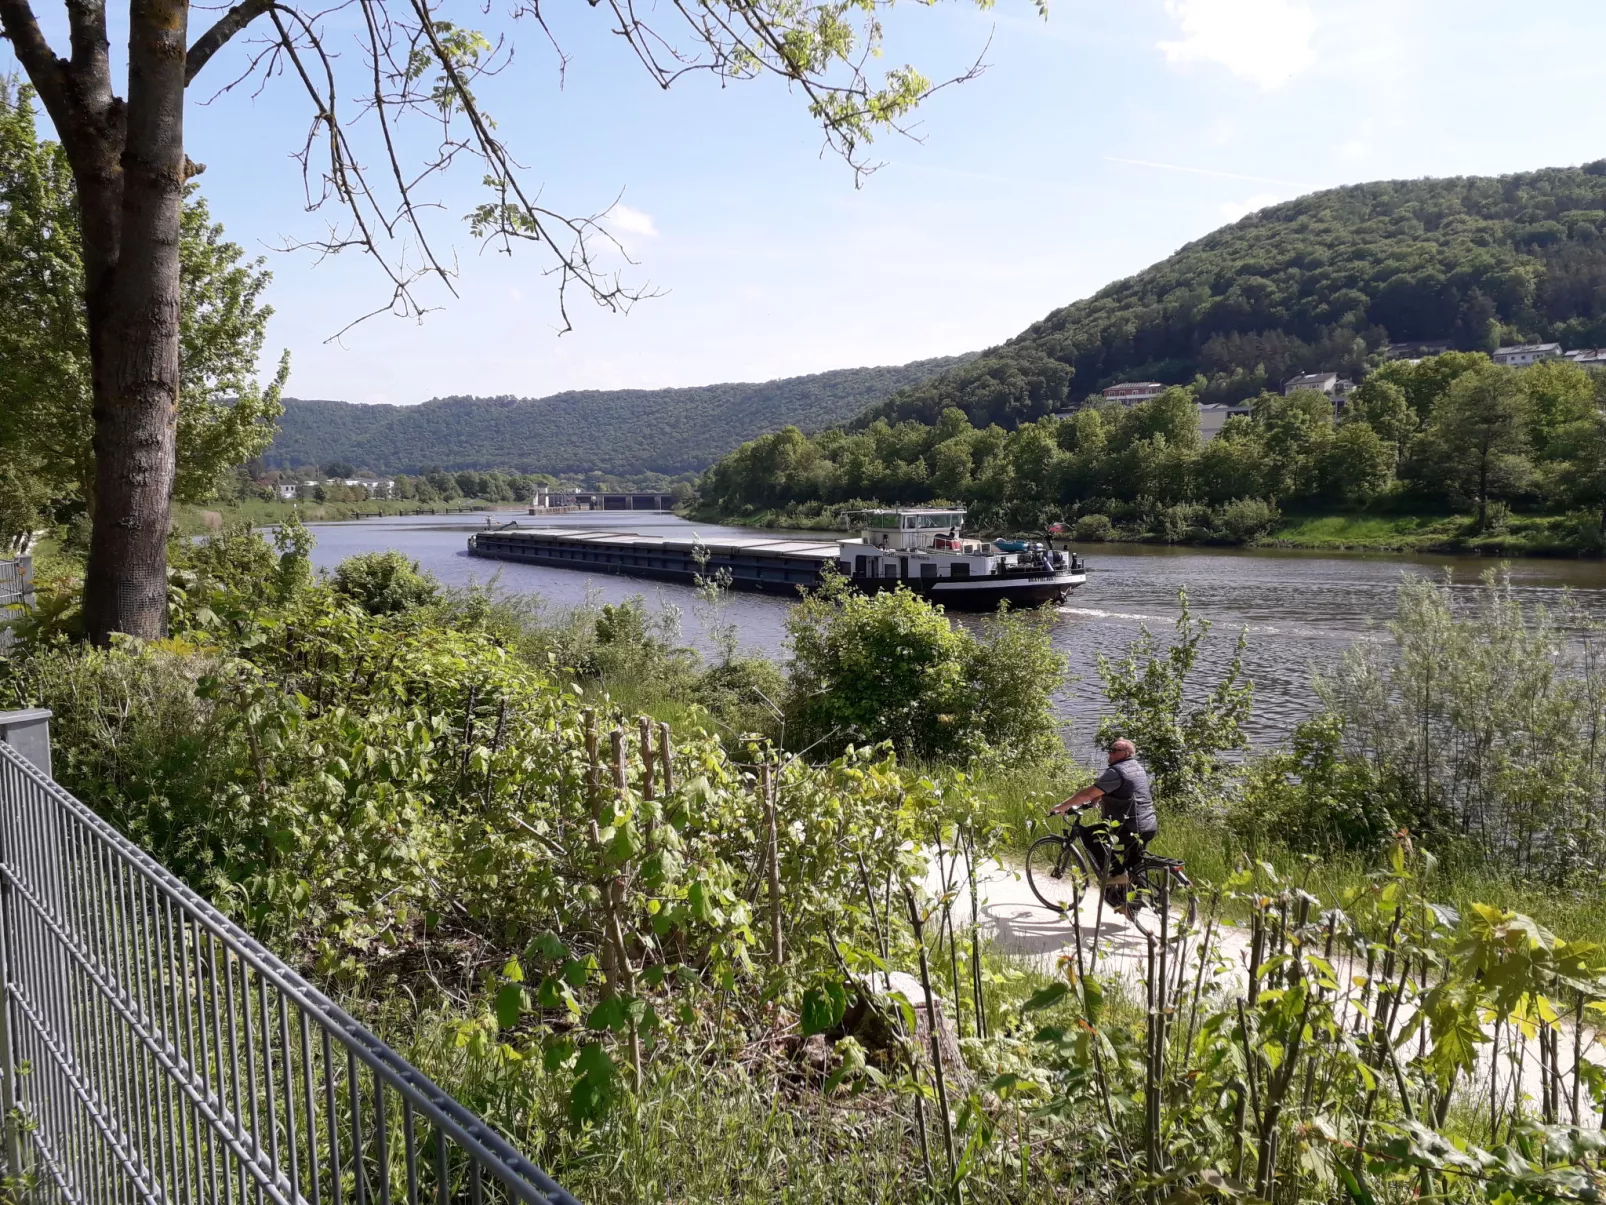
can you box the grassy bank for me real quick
[1262,510,1602,556]
[692,504,1604,558]
[172,496,506,534]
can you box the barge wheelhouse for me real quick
[466,507,1085,611]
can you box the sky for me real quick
[9,0,1606,403]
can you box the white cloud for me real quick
[607,203,659,239]
[1158,0,1318,90]
[1217,192,1284,222]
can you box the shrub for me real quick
[1229,714,1393,852]
[1073,513,1115,542]
[784,577,1066,763]
[1211,497,1280,544]
[330,550,439,614]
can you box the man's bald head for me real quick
[1108,739,1136,764]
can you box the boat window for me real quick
[920,562,938,580]
[855,555,869,576]
[883,562,898,577]
[950,563,970,579]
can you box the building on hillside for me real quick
[1565,348,1606,366]
[1282,373,1355,409]
[1198,402,1251,441]
[276,483,299,500]
[1101,382,1166,405]
[1492,343,1562,367]
[1385,340,1453,361]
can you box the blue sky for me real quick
[10,0,1606,402]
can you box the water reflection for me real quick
[305,511,1606,754]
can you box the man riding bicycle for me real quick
[1050,738,1157,913]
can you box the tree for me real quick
[1424,364,1533,530]
[0,0,995,642]
[0,82,284,541]
[1343,377,1415,463]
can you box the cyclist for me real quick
[1049,738,1158,913]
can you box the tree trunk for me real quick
[1476,448,1489,533]
[78,0,189,643]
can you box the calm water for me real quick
[307,511,1606,754]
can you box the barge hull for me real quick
[469,529,1083,611]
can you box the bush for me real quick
[1228,714,1393,852]
[1211,497,1280,543]
[330,550,439,614]
[784,577,1066,763]
[1073,513,1115,542]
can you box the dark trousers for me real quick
[1079,819,1157,907]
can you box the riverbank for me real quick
[689,505,1604,558]
[172,496,507,534]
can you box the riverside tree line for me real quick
[697,352,1606,548]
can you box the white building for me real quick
[1565,348,1606,366]
[1283,372,1338,396]
[1101,382,1166,405]
[343,478,395,498]
[276,483,299,500]
[1198,402,1251,441]
[1492,343,1562,367]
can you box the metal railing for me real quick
[0,558,33,650]
[0,726,581,1205]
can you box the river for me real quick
[306,511,1606,754]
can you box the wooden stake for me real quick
[761,763,784,967]
[657,721,675,793]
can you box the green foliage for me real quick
[866,166,1606,427]
[265,357,968,478]
[330,550,440,615]
[0,80,285,527]
[1094,590,1251,811]
[784,576,1067,763]
[698,355,1606,550]
[1316,572,1606,881]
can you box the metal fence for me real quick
[0,559,33,650]
[0,728,581,1205]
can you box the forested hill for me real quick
[862,165,1606,428]
[264,356,969,477]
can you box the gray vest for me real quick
[1097,758,1156,832]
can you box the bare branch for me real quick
[186,0,273,85]
[0,0,72,126]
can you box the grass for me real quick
[1264,510,1602,557]
[171,496,505,534]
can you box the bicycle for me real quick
[1025,806,1193,920]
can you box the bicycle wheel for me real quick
[1026,835,1092,913]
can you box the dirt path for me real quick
[925,852,1605,1126]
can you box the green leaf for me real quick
[494,983,523,1030]
[1022,982,1071,1012]
[588,994,630,1033]
[1334,1158,1376,1205]
[526,930,567,962]
[569,1043,619,1123]
[801,981,848,1036]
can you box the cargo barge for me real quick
[468,507,1085,610]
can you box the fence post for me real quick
[0,710,51,781]
[0,710,48,1180]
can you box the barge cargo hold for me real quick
[467,508,1086,610]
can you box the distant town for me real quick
[1087,339,1605,440]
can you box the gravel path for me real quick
[924,850,1605,1126]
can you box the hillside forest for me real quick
[264,356,968,481]
[861,166,1606,430]
[697,353,1606,552]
